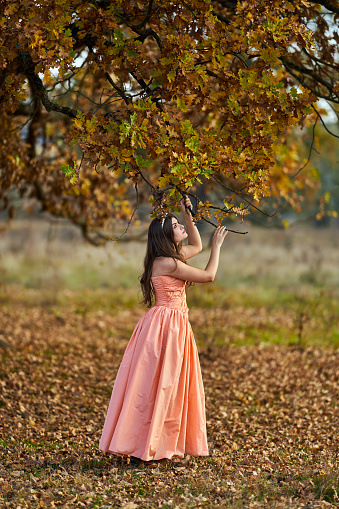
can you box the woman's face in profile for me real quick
[171,217,188,244]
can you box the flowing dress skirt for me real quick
[99,276,209,461]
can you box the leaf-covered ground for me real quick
[0,288,338,508]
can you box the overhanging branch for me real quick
[131,0,155,30]
[18,51,78,119]
[281,57,338,98]
[281,60,339,105]
[309,0,339,15]
[312,104,339,139]
[105,72,131,105]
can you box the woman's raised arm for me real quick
[180,196,202,260]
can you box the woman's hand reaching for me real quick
[180,195,193,216]
[212,226,228,248]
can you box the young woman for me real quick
[99,196,228,464]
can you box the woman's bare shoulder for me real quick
[152,257,181,277]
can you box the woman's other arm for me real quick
[160,227,228,283]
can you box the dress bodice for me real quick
[151,276,188,313]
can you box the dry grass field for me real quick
[0,220,338,508]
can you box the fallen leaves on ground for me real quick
[0,289,338,508]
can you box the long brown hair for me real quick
[140,214,187,307]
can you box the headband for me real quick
[160,213,167,227]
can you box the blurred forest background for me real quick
[1,122,339,349]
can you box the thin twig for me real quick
[131,0,154,30]
[108,182,140,241]
[136,169,156,191]
[211,175,276,217]
[105,72,131,105]
[175,186,248,234]
[282,63,339,104]
[312,104,339,139]
[293,116,319,178]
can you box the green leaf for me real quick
[324,191,331,203]
[127,48,138,58]
[167,69,176,82]
[114,29,125,43]
[135,154,152,167]
[150,69,162,77]
[61,161,78,185]
[185,136,200,153]
[61,164,75,177]
[85,117,98,134]
[290,87,298,99]
[177,96,187,112]
[158,176,169,186]
[181,119,195,136]
[160,56,175,65]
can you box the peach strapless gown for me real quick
[99,275,209,461]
